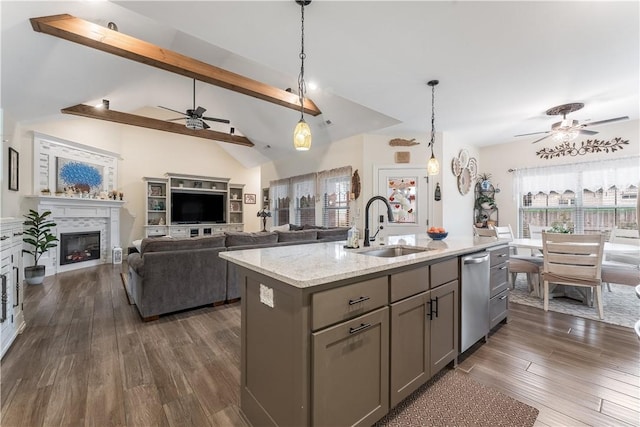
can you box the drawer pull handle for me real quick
[12,232,23,236]
[498,253,507,257]
[0,236,8,241]
[1,274,6,323]
[499,295,507,300]
[499,266,507,270]
[348,296,370,305]
[349,323,371,334]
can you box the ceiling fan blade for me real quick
[158,105,187,116]
[582,116,629,127]
[202,121,210,130]
[202,116,231,124]
[579,129,598,136]
[514,130,549,137]
[194,106,206,117]
[531,134,553,144]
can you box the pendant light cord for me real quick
[298,2,306,120]
[430,82,436,155]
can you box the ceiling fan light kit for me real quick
[514,102,629,145]
[293,0,313,151]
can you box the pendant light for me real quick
[426,80,440,176]
[293,0,312,151]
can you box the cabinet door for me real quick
[429,280,458,375]
[312,307,389,427]
[390,291,430,407]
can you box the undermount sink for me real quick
[359,245,432,258]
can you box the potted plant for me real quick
[22,209,58,285]
[476,194,496,210]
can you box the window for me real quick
[319,166,352,227]
[516,157,638,236]
[270,166,352,228]
[270,178,290,226]
[292,173,316,226]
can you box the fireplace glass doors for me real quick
[60,231,101,265]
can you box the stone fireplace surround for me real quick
[26,196,124,275]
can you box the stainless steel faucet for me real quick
[364,196,394,247]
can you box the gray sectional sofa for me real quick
[127,227,347,321]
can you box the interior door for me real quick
[376,167,429,237]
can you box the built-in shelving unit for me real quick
[143,177,168,237]
[143,173,244,238]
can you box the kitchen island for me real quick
[220,234,507,427]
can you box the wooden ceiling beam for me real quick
[31,14,321,116]
[61,104,255,147]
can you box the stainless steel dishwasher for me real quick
[460,251,490,353]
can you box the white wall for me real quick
[479,120,640,236]
[4,114,261,247]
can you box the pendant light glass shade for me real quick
[427,152,440,175]
[294,118,312,151]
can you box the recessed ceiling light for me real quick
[308,81,318,91]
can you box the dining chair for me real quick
[473,226,497,238]
[606,226,640,266]
[528,224,551,239]
[541,231,606,319]
[490,224,544,296]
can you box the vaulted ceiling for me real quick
[2,1,638,167]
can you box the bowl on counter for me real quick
[427,231,448,240]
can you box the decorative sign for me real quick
[394,152,410,163]
[536,137,629,159]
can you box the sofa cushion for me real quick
[302,224,327,230]
[289,223,304,231]
[269,223,290,232]
[317,227,349,241]
[277,229,318,242]
[225,231,278,247]
[141,235,225,254]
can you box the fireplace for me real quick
[60,231,101,266]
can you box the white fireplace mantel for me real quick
[25,196,125,275]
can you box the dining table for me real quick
[509,238,640,305]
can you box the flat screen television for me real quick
[171,191,225,224]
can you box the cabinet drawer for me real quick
[430,257,458,289]
[490,262,509,298]
[489,245,510,267]
[312,276,388,331]
[390,266,429,302]
[489,290,508,329]
[146,226,167,236]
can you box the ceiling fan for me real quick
[514,102,629,144]
[159,79,231,130]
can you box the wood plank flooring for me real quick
[1,264,639,426]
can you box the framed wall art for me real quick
[244,193,257,204]
[8,147,19,191]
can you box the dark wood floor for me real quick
[1,265,638,426]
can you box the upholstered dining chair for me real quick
[541,231,606,319]
[491,224,544,296]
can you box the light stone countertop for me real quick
[220,234,507,289]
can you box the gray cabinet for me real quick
[488,245,509,328]
[1,218,25,359]
[389,259,459,408]
[312,307,389,427]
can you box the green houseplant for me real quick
[476,194,496,210]
[23,209,58,285]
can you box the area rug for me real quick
[509,276,637,328]
[120,272,135,305]
[375,368,538,427]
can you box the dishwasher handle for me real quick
[463,253,490,265]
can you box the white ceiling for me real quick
[2,1,638,167]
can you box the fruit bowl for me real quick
[427,231,448,240]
